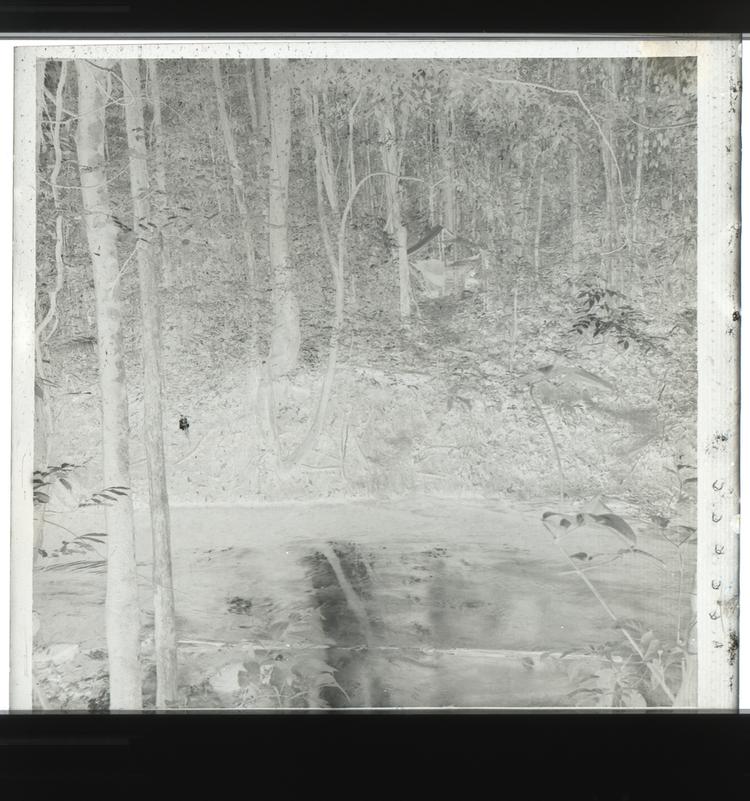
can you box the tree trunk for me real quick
[244,60,258,131]
[120,58,178,708]
[201,101,224,214]
[364,117,376,214]
[307,94,337,271]
[266,58,300,379]
[435,105,456,231]
[146,60,172,288]
[254,59,269,139]
[449,105,460,231]
[567,60,581,265]
[347,89,363,212]
[75,58,142,710]
[211,59,256,283]
[376,91,410,319]
[631,59,648,246]
[600,60,621,289]
[309,93,339,215]
[512,143,527,265]
[533,161,545,277]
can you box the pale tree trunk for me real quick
[376,90,410,319]
[309,90,350,309]
[435,105,456,231]
[346,87,364,217]
[449,106,460,231]
[120,58,177,708]
[600,60,621,289]
[533,162,545,277]
[306,93,338,269]
[364,117,376,214]
[567,60,581,265]
[201,99,224,214]
[631,59,648,247]
[512,143,527,264]
[266,58,300,379]
[346,93,358,208]
[630,59,648,300]
[244,61,258,131]
[254,59,269,139]
[521,149,540,263]
[309,93,339,215]
[211,59,256,283]
[532,61,554,278]
[251,61,271,263]
[75,59,142,710]
[146,59,172,288]
[242,62,266,490]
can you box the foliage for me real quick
[34,462,130,510]
[34,461,129,570]
[543,499,693,707]
[564,622,687,708]
[570,285,663,353]
[34,646,111,711]
[33,463,80,506]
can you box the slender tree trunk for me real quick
[512,143,527,264]
[120,58,177,708]
[266,58,300,378]
[632,59,648,246]
[254,59,269,139]
[237,62,264,488]
[521,150,540,261]
[347,88,363,212]
[307,95,338,270]
[448,105,460,231]
[244,60,258,131]
[600,60,621,289]
[147,60,167,197]
[201,101,224,214]
[211,59,256,283]
[364,117,375,214]
[533,161,546,277]
[376,91,410,319]
[508,284,519,369]
[309,93,339,215]
[567,60,581,265]
[436,106,456,232]
[146,60,172,288]
[75,59,142,710]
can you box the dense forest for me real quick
[32,56,698,710]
